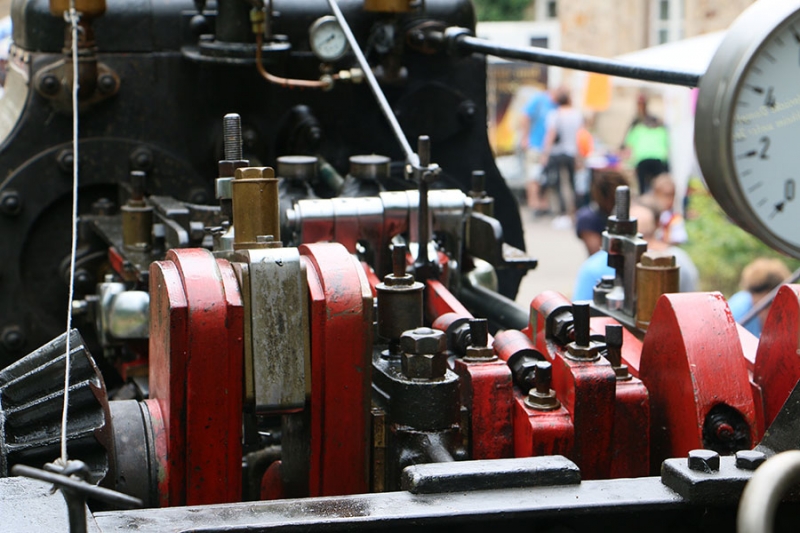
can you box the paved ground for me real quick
[513,209,588,308]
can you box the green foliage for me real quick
[473,0,531,21]
[683,179,800,296]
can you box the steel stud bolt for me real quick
[615,185,631,221]
[566,302,601,360]
[605,324,630,380]
[464,318,494,361]
[525,361,560,410]
[223,113,243,161]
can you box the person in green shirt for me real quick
[623,115,669,194]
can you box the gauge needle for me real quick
[768,201,785,219]
[324,34,336,44]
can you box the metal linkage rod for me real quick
[440,30,702,88]
[325,0,417,164]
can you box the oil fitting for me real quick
[377,244,424,356]
[232,166,281,250]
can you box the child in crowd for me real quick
[651,173,687,245]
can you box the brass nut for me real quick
[400,327,446,355]
[235,166,275,180]
[641,250,676,268]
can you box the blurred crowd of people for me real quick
[517,86,792,337]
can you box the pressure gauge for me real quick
[309,16,349,62]
[696,0,800,257]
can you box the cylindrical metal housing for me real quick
[121,202,153,251]
[636,250,679,330]
[232,166,280,249]
[376,280,424,343]
[278,155,319,182]
[349,154,391,182]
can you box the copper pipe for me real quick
[255,33,334,89]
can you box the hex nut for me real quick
[735,450,766,471]
[641,250,676,268]
[402,351,448,380]
[464,345,495,361]
[400,327,447,380]
[687,449,720,473]
[400,327,446,356]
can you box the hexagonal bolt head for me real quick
[687,449,720,473]
[735,450,766,471]
[400,327,447,380]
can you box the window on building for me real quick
[650,0,684,45]
[535,0,558,20]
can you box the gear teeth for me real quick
[0,329,113,486]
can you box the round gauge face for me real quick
[309,16,349,62]
[696,0,800,257]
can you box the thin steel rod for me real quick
[738,266,800,327]
[325,0,416,164]
[453,34,703,88]
[11,465,143,509]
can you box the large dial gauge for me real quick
[696,0,800,257]
[309,16,349,62]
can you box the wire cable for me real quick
[59,4,81,465]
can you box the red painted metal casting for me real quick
[639,292,758,472]
[301,243,373,496]
[428,282,512,460]
[148,248,244,506]
[754,284,800,428]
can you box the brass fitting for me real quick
[363,0,414,12]
[635,250,679,330]
[121,170,152,251]
[232,166,281,250]
[121,201,153,251]
[50,0,106,18]
[250,7,266,35]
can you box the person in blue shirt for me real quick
[573,249,614,301]
[521,89,556,213]
[729,258,791,337]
